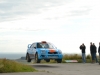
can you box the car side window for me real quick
[31,43,36,48]
[37,43,42,48]
[33,43,36,48]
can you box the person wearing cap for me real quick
[79,43,86,63]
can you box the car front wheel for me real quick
[26,54,31,62]
[35,53,41,63]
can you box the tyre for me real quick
[46,59,50,62]
[35,53,41,63]
[57,59,62,63]
[26,54,31,62]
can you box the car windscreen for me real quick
[37,43,55,48]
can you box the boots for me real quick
[92,60,95,63]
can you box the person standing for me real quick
[98,42,100,64]
[90,42,94,63]
[80,43,86,63]
[93,43,98,63]
[98,42,100,53]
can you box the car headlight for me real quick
[58,50,62,54]
[41,50,46,54]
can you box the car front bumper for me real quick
[38,54,63,59]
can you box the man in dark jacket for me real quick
[80,43,86,63]
[90,42,94,63]
[98,42,100,64]
[98,42,100,54]
[93,43,98,63]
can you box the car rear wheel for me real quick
[35,53,41,63]
[57,59,62,63]
[26,54,31,62]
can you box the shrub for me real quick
[86,54,91,59]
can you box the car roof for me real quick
[31,41,50,44]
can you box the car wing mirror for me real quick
[34,47,36,49]
[28,44,31,48]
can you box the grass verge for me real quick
[0,58,37,73]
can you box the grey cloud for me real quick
[45,7,92,20]
[68,7,92,16]
[0,0,70,22]
[15,28,47,31]
[0,26,47,31]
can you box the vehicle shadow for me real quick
[32,64,59,68]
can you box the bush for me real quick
[86,54,91,59]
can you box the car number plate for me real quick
[48,56,58,58]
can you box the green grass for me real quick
[0,59,37,73]
[63,54,82,60]
[62,54,99,63]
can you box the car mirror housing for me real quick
[28,44,31,48]
[34,47,36,49]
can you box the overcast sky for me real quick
[0,0,100,54]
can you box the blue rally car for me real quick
[26,41,63,63]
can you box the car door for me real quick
[29,43,34,58]
[29,43,36,58]
[32,43,36,57]
[27,44,31,55]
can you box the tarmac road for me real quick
[32,63,100,75]
[1,63,100,75]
